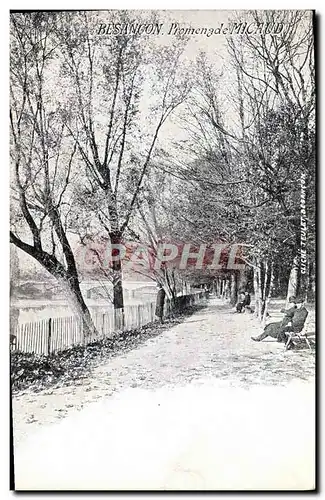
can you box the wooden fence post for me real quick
[47,318,52,356]
[114,309,117,332]
[137,304,141,328]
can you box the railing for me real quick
[11,291,206,355]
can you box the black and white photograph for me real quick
[9,8,316,491]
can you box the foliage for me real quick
[10,10,315,327]
[157,10,315,313]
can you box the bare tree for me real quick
[135,185,181,304]
[10,13,97,337]
[57,11,190,324]
[177,10,315,317]
[227,10,315,303]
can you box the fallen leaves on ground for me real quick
[11,306,204,395]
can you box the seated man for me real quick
[278,298,309,344]
[251,296,297,342]
[236,291,251,313]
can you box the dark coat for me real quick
[242,294,251,307]
[263,306,307,338]
[155,288,166,318]
[280,305,297,327]
[292,307,308,331]
[263,321,283,338]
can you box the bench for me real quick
[284,316,315,350]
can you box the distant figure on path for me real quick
[155,284,166,323]
[236,291,245,312]
[243,292,252,313]
[236,291,251,313]
[251,296,298,342]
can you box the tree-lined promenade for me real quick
[13,297,315,489]
[10,10,315,334]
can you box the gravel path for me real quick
[13,298,316,490]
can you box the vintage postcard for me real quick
[10,9,316,491]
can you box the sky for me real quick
[87,9,313,146]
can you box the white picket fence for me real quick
[11,292,206,355]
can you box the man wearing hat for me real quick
[278,296,309,344]
[251,296,297,342]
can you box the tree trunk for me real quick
[253,257,262,321]
[110,232,125,329]
[286,254,299,305]
[216,277,220,297]
[262,261,274,326]
[155,287,166,321]
[10,307,19,339]
[261,260,269,318]
[237,266,249,293]
[223,278,230,300]
[253,265,259,318]
[230,272,238,306]
[257,262,264,322]
[10,245,20,339]
[64,276,98,339]
[48,207,98,337]
[112,260,124,313]
[307,261,315,302]
[10,232,98,341]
